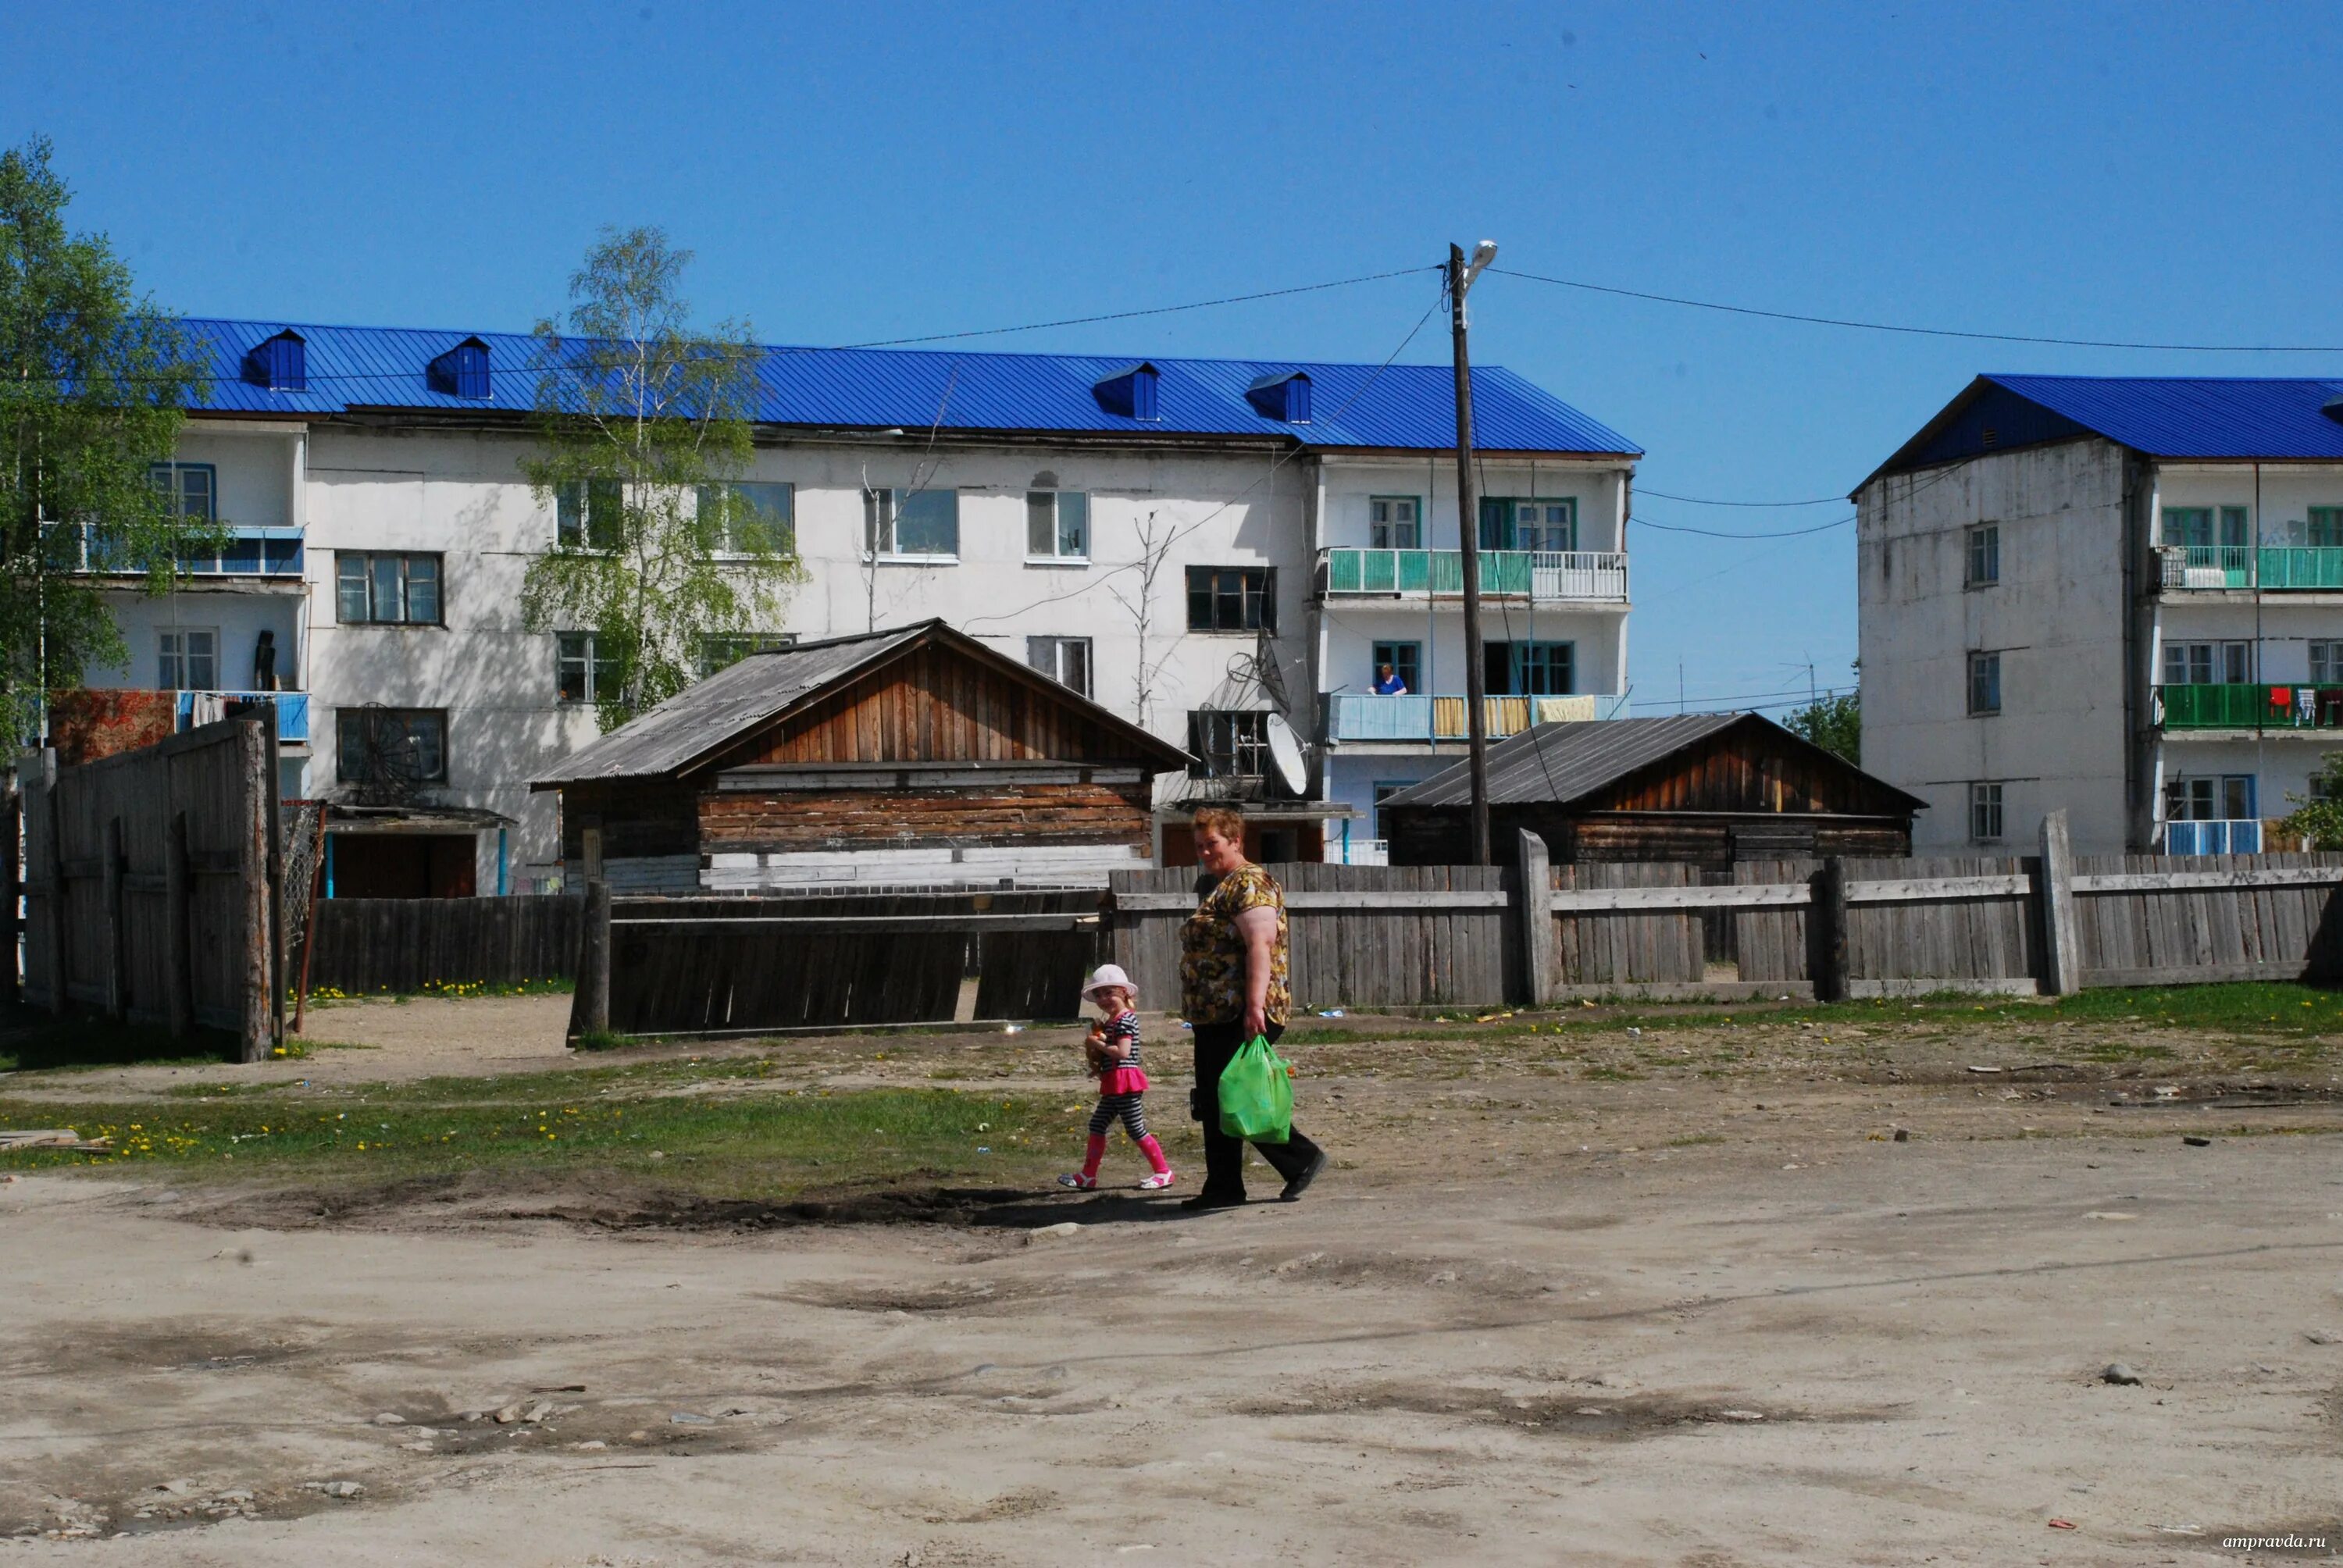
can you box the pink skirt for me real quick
[1098,1066,1150,1096]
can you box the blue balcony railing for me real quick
[177,690,308,743]
[2164,818,2262,855]
[47,521,303,577]
[1322,691,1618,742]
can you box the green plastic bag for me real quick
[1218,1035,1294,1143]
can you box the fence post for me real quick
[103,816,128,1021]
[568,878,612,1041]
[165,811,194,1038]
[237,719,273,1063]
[41,748,66,1016]
[2037,808,2082,996]
[1810,857,1850,1003]
[1515,829,1554,1006]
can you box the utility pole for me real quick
[1450,241,1496,865]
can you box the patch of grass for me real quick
[0,1082,1073,1200]
[301,975,574,1006]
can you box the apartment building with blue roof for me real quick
[1857,374,2343,856]
[82,318,1641,893]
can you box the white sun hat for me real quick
[1080,963,1136,1003]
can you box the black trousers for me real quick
[1192,1020,1324,1201]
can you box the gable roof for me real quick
[1865,373,2343,486]
[531,620,1188,788]
[1380,713,1926,813]
[178,317,1641,456]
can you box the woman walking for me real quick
[1178,804,1328,1210]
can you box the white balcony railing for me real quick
[1328,833,1389,866]
[1316,547,1628,604]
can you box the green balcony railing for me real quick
[2159,682,2343,729]
[2256,547,2343,590]
[2157,544,2343,591]
[1316,547,1627,602]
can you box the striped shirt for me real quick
[1100,1009,1142,1068]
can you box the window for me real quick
[336,708,447,785]
[2311,508,2343,548]
[696,482,794,554]
[2162,506,2250,547]
[1507,641,1575,696]
[2311,772,2342,804]
[1186,710,1270,779]
[865,488,959,558]
[1967,650,2002,715]
[1966,523,1999,586]
[2166,774,2256,821]
[2313,642,2343,686]
[557,632,624,704]
[1027,636,1093,697]
[1371,640,1421,693]
[337,552,441,625]
[158,629,218,690]
[697,631,795,675]
[1026,491,1089,560]
[1186,566,1275,633]
[1478,497,1576,551]
[1969,782,2004,842]
[2162,640,2252,686]
[1368,496,1421,551]
[556,479,624,548]
[1371,782,1408,840]
[150,463,216,522]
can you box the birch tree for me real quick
[521,226,804,730]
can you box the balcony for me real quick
[1327,832,1389,866]
[177,690,309,744]
[2159,683,2343,731]
[1316,547,1628,604]
[48,522,304,578]
[2157,545,2343,592]
[2164,818,2263,854]
[1323,692,1614,743]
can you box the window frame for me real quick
[2313,641,2343,686]
[556,630,626,705]
[1185,565,1277,633]
[335,551,444,626]
[1371,640,1421,693]
[1026,635,1093,697]
[150,461,217,524]
[1966,522,2000,587]
[2161,506,2213,547]
[1967,650,2002,715]
[335,707,448,786]
[695,480,796,557]
[1025,490,1090,563]
[2310,507,2343,548]
[157,627,220,691]
[556,479,626,550]
[2165,773,2257,822]
[864,486,961,561]
[1508,640,1576,697]
[1969,781,2005,843]
[1368,495,1422,551]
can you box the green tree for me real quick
[2278,753,2343,850]
[521,226,804,731]
[1785,690,1860,764]
[0,137,212,743]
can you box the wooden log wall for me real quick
[697,781,1151,853]
[20,719,275,1058]
[305,896,586,996]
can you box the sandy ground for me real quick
[5,1000,2343,1564]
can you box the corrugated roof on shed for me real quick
[1382,715,1746,809]
[177,317,1641,455]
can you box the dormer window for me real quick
[1246,371,1311,423]
[243,330,306,392]
[428,337,491,400]
[1093,362,1160,421]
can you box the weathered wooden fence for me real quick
[20,720,278,1058]
[572,889,1104,1037]
[305,896,585,995]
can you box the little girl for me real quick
[1059,963,1175,1191]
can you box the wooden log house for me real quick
[1381,713,1924,868]
[533,621,1192,892]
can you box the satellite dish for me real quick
[1264,713,1308,795]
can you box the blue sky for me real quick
[8,2,2341,713]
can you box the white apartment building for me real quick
[73,319,1639,893]
[1856,374,2343,856]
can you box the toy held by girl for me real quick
[1058,964,1175,1192]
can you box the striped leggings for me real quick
[1088,1092,1149,1141]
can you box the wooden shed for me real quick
[532,621,1191,892]
[1381,713,1924,868]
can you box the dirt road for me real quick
[6,996,2343,1563]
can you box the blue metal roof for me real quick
[1870,373,2343,484]
[179,317,1641,456]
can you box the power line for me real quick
[1635,486,1844,508]
[1633,514,1853,539]
[835,267,1439,349]
[1489,265,2343,354]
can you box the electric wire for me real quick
[1634,514,1852,539]
[1635,486,1845,508]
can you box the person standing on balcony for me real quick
[1372,662,1409,696]
[1179,805,1328,1210]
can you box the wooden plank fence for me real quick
[305,896,585,996]
[20,720,278,1060]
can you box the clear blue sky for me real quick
[8,2,2341,714]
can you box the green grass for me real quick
[301,975,573,1004]
[0,1074,1078,1200]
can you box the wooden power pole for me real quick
[1450,241,1494,865]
